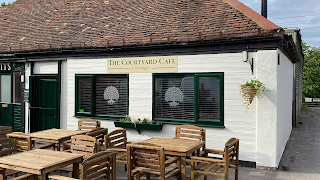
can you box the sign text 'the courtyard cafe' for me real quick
[107,56,177,73]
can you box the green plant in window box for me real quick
[114,116,135,129]
[114,116,163,131]
[240,78,270,109]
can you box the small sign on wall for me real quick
[24,90,29,102]
[107,56,178,73]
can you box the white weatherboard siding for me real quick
[276,50,293,166]
[60,61,68,129]
[33,61,58,74]
[30,50,292,167]
[24,63,31,134]
[65,52,259,163]
[256,50,278,167]
[178,53,258,162]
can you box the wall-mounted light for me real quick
[21,74,25,83]
[242,51,248,62]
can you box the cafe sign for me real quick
[107,56,177,73]
[0,63,11,72]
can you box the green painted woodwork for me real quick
[0,103,13,127]
[114,121,135,129]
[152,72,224,128]
[13,104,22,132]
[29,75,59,132]
[136,123,163,131]
[75,74,129,119]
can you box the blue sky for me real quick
[2,0,319,47]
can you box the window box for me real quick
[113,121,163,131]
[136,123,163,131]
[114,121,135,129]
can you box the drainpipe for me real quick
[261,0,267,18]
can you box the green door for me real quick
[29,75,59,132]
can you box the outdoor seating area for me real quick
[0,120,240,180]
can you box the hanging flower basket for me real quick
[240,86,259,104]
[239,78,270,110]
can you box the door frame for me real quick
[29,61,61,132]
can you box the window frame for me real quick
[152,73,224,128]
[75,74,129,119]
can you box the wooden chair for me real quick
[69,135,97,158]
[0,126,12,139]
[61,135,98,177]
[6,132,32,152]
[191,138,239,180]
[63,119,101,150]
[86,127,108,152]
[127,142,181,180]
[175,125,206,164]
[49,151,116,180]
[78,118,101,131]
[0,138,34,180]
[106,129,129,167]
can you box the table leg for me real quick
[38,174,45,180]
[56,142,61,151]
[112,154,116,180]
[181,156,186,180]
[0,168,6,180]
[72,162,80,178]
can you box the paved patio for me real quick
[113,107,320,180]
[8,108,320,180]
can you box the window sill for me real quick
[155,119,225,128]
[73,115,124,120]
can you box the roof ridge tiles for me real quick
[223,0,278,30]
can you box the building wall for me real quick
[276,50,293,165]
[24,49,293,167]
[24,63,31,133]
[33,61,58,74]
[256,50,278,167]
[65,52,259,163]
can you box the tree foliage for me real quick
[302,42,320,98]
[1,2,11,7]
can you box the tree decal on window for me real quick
[165,87,184,107]
[104,86,119,105]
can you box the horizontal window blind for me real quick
[96,76,128,116]
[198,76,220,120]
[77,77,91,113]
[155,75,194,121]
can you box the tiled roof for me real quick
[0,0,279,53]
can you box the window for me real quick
[0,74,12,103]
[153,73,224,127]
[75,74,128,119]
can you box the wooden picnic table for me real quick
[0,149,83,180]
[29,128,86,151]
[142,137,204,180]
